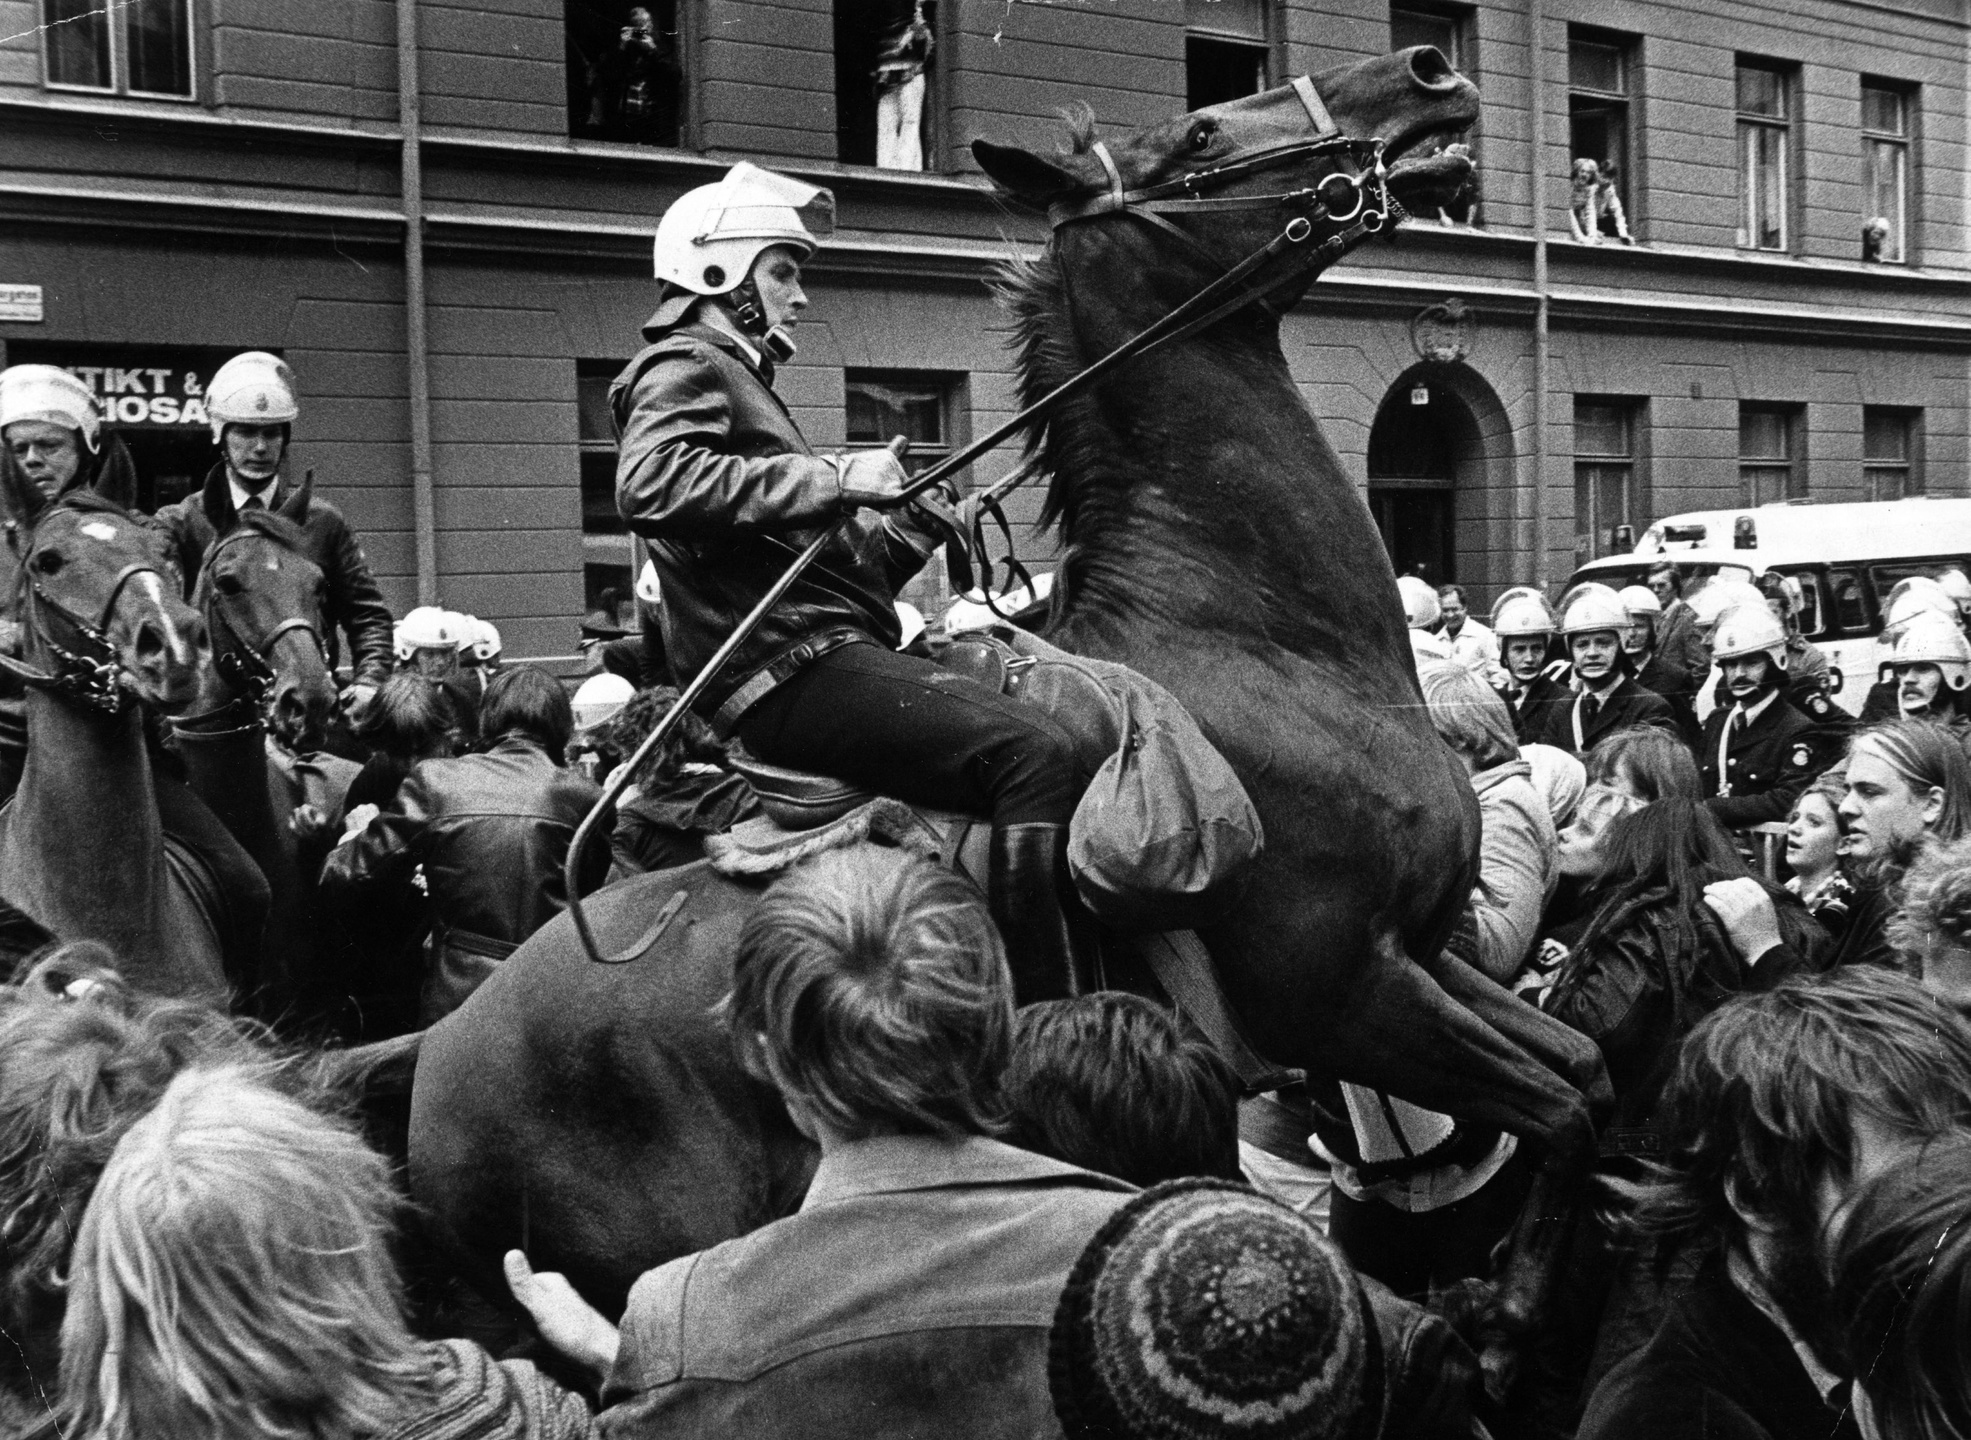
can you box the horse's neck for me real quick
[173,668,284,877]
[7,688,164,952]
[1040,298,1373,657]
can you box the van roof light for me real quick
[1734,516,1757,550]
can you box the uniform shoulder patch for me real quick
[1790,742,1814,769]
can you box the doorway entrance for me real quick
[1367,377,1470,587]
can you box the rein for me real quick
[565,75,1393,965]
[0,509,162,717]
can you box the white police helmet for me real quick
[0,364,101,450]
[1397,575,1441,630]
[652,163,834,301]
[1687,577,1766,634]
[634,559,663,607]
[1491,591,1558,639]
[1710,603,1789,670]
[1617,585,1661,618]
[205,351,299,442]
[1557,583,1628,639]
[1884,576,1960,642]
[393,605,464,662]
[1887,611,1971,692]
[470,618,502,663]
[572,672,635,731]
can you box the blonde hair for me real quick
[1889,834,1971,960]
[59,1065,428,1440]
[1418,660,1519,770]
[727,844,1013,1141]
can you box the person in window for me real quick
[585,5,681,146]
[611,163,1089,1001]
[873,0,933,171]
[148,351,395,737]
[1862,215,1893,263]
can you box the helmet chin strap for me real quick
[725,284,798,364]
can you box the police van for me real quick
[1565,497,1971,716]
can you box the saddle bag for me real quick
[946,627,1264,933]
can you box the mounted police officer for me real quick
[1490,588,1568,744]
[1698,604,1829,831]
[1535,583,1678,756]
[610,162,1089,1000]
[149,352,395,733]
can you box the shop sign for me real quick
[3,344,249,430]
[0,286,43,322]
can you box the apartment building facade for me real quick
[1,0,1966,658]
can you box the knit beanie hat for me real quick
[1049,1178,1383,1440]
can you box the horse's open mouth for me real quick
[1385,126,1478,220]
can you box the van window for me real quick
[1870,560,1971,610]
[1773,567,1823,638]
[1828,567,1872,634]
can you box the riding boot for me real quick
[988,821,1096,1004]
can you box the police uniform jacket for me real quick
[610,315,945,731]
[1535,674,1679,756]
[149,465,395,687]
[1699,691,1825,829]
[1506,667,1571,745]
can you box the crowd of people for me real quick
[9,155,1971,1438]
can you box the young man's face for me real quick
[749,246,808,332]
[1647,570,1678,607]
[1840,744,1941,861]
[3,420,81,499]
[1504,636,1546,682]
[1621,616,1653,656]
[1897,662,1945,716]
[1570,630,1621,686]
[1722,653,1779,705]
[224,423,287,485]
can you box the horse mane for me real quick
[228,507,310,556]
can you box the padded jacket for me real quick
[320,737,607,1022]
[149,465,394,686]
[610,316,943,728]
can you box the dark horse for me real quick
[170,483,358,1031]
[411,49,1604,1344]
[0,468,231,999]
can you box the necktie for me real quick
[241,494,264,512]
[1583,694,1601,722]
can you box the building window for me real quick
[1390,3,1466,70]
[1863,408,1920,499]
[835,0,937,169]
[845,370,961,475]
[1736,60,1793,251]
[1739,404,1802,504]
[1568,30,1635,243]
[43,0,193,98]
[1573,399,1641,564]
[1861,81,1912,263]
[1186,0,1269,111]
[577,362,637,633]
[566,0,684,146]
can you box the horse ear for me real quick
[972,140,1086,205]
[0,442,49,528]
[89,433,139,512]
[278,468,314,523]
[202,469,238,532]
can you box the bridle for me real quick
[566,75,1402,965]
[1045,76,1395,297]
[0,505,163,716]
[197,523,328,708]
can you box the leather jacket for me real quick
[319,736,608,1022]
[610,314,943,729]
[149,465,395,687]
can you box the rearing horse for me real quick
[0,478,228,999]
[409,50,1604,1360]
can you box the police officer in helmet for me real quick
[612,163,1089,1000]
[1535,583,1678,756]
[1699,603,1829,831]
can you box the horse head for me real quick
[0,474,208,714]
[194,481,336,747]
[973,48,1478,322]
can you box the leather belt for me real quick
[711,627,871,738]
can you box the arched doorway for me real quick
[1366,363,1509,594]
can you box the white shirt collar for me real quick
[227,472,278,511]
[1737,688,1781,727]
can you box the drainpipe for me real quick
[397,0,439,607]
[1527,0,1552,589]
